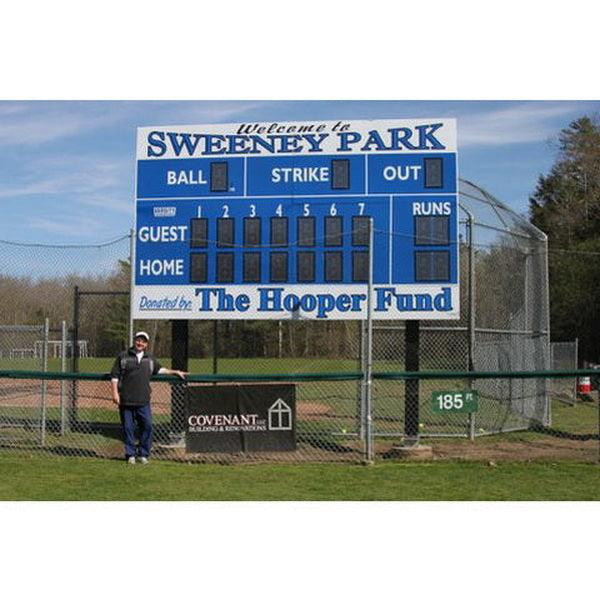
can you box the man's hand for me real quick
[110,380,120,406]
[157,368,188,380]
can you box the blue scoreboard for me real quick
[133,118,459,320]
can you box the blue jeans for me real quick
[119,404,153,459]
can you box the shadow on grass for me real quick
[530,424,599,441]
[298,434,357,454]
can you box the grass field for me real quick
[0,456,598,500]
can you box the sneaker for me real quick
[138,457,149,465]
[127,456,136,465]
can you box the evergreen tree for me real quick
[529,116,600,362]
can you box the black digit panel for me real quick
[270,252,288,282]
[415,216,450,245]
[190,218,208,248]
[325,216,343,246]
[415,216,431,245]
[297,252,315,282]
[270,217,289,247]
[415,250,450,281]
[432,216,450,245]
[424,157,443,189]
[297,216,316,247]
[216,253,234,282]
[244,217,261,247]
[352,216,370,246]
[352,251,369,282]
[331,159,350,190]
[325,251,343,282]
[211,162,229,192]
[217,218,234,248]
[190,253,208,283]
[431,251,450,280]
[243,252,261,282]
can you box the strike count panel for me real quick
[135,152,458,287]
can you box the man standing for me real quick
[110,331,187,464]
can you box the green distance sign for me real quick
[431,390,478,413]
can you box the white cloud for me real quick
[457,102,588,147]
[25,213,116,239]
[0,100,273,151]
[134,100,272,126]
[0,153,129,199]
[78,192,134,216]
[0,101,132,148]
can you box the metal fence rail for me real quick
[1,369,598,464]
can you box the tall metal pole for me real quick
[129,229,135,345]
[364,217,374,462]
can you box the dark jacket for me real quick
[110,348,162,406]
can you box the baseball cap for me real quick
[134,331,150,341]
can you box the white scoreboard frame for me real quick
[133,118,459,321]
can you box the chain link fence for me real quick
[0,324,48,446]
[1,370,598,463]
[5,180,596,464]
[551,340,578,404]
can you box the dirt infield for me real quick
[429,438,599,462]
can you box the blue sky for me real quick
[0,99,598,245]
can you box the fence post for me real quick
[70,285,80,429]
[597,391,600,464]
[358,320,367,441]
[40,318,49,446]
[465,207,476,440]
[574,337,579,402]
[60,320,68,435]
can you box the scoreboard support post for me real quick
[212,321,218,374]
[404,320,420,444]
[170,319,189,440]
